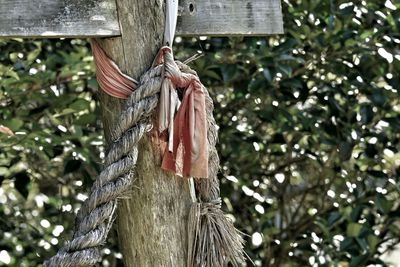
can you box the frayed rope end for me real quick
[187,200,246,267]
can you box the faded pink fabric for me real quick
[154,47,208,178]
[160,78,208,178]
[91,43,208,178]
[91,40,138,99]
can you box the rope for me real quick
[184,60,245,266]
[44,40,245,266]
[44,41,162,266]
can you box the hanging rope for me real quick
[44,40,162,266]
[44,39,245,266]
[184,65,246,266]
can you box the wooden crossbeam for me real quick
[0,0,283,38]
[177,0,283,36]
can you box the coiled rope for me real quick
[44,40,245,267]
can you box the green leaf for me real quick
[0,167,10,177]
[347,223,362,237]
[57,108,77,117]
[75,114,96,126]
[5,68,19,80]
[277,64,292,77]
[221,64,237,82]
[376,194,393,214]
[69,99,90,111]
[204,70,221,80]
[367,235,379,253]
[27,48,41,64]
[2,118,23,131]
[350,206,363,222]
[349,254,369,267]
[340,238,354,251]
[276,38,298,52]
[263,68,272,82]
[328,212,341,227]
[356,237,368,252]
[339,141,354,161]
[360,105,374,124]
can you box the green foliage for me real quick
[1,0,400,266]
[0,39,120,266]
[174,0,400,266]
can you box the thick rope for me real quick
[44,61,162,266]
[45,42,245,266]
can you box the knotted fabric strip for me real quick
[154,47,208,178]
[44,39,245,267]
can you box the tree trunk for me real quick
[97,1,190,266]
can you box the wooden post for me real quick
[96,1,191,266]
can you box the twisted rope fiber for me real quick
[45,42,245,266]
[44,60,163,266]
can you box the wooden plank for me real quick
[177,0,284,36]
[0,0,283,38]
[0,0,120,37]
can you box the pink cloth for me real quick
[92,43,208,178]
[161,77,208,178]
[91,40,138,98]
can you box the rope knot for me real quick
[159,46,196,90]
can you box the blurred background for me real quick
[0,0,399,266]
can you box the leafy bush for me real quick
[1,0,399,266]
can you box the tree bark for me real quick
[97,1,190,266]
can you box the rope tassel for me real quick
[185,78,246,267]
[188,201,245,267]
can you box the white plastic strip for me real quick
[164,0,179,46]
[188,177,197,203]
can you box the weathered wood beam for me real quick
[0,0,120,38]
[0,0,283,38]
[177,0,284,36]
